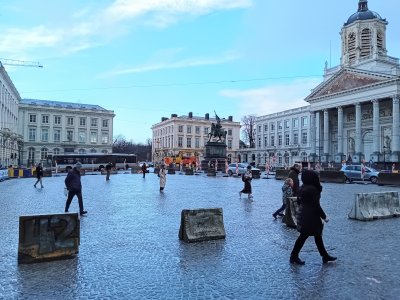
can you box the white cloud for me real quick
[219,78,322,116]
[99,51,240,78]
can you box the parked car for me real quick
[227,163,260,176]
[340,165,379,183]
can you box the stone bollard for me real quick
[207,170,216,176]
[18,213,80,263]
[179,208,226,243]
[283,197,298,228]
[185,169,194,175]
[167,168,176,174]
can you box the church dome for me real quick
[345,0,385,26]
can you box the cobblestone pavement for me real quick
[1,171,399,299]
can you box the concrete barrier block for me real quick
[185,169,194,175]
[207,170,216,176]
[348,191,400,221]
[319,170,346,183]
[167,168,176,174]
[18,213,80,263]
[179,208,226,243]
[275,169,290,180]
[377,173,400,186]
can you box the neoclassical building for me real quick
[0,62,23,167]
[18,99,115,166]
[151,112,241,164]
[250,0,400,167]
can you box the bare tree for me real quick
[241,115,256,148]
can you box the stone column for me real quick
[372,100,380,154]
[337,106,344,155]
[316,111,321,160]
[310,112,316,156]
[355,103,362,155]
[392,96,400,154]
[323,109,329,155]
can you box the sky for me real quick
[1,0,399,143]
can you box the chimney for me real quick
[228,116,233,121]
[171,114,177,118]
[161,117,168,122]
[188,112,193,118]
[205,113,209,120]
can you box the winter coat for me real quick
[296,170,326,236]
[240,170,252,194]
[65,168,82,192]
[288,167,300,196]
[282,182,293,204]
[159,168,167,188]
[36,166,43,178]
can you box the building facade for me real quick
[18,99,115,166]
[249,0,400,167]
[151,112,241,164]
[0,62,23,167]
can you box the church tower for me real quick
[340,0,390,68]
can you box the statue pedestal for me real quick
[201,141,228,171]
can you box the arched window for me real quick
[28,147,35,165]
[41,147,48,160]
[347,33,356,64]
[90,148,96,153]
[301,152,308,162]
[53,148,60,155]
[78,149,85,154]
[284,152,290,166]
[102,149,108,154]
[377,31,383,52]
[360,28,371,58]
[278,152,283,166]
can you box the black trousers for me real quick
[291,233,329,258]
[65,190,84,213]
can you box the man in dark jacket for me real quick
[289,170,336,265]
[34,163,44,188]
[65,162,87,216]
[141,163,147,178]
[105,162,112,181]
[287,164,301,196]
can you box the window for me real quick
[54,116,61,125]
[285,133,290,146]
[41,128,49,142]
[270,123,275,131]
[54,129,61,142]
[204,127,209,134]
[228,140,232,149]
[80,117,86,126]
[302,132,308,144]
[90,131,97,143]
[284,120,289,129]
[67,130,74,142]
[301,116,308,127]
[102,132,108,143]
[79,131,86,143]
[360,28,371,58]
[293,133,299,145]
[293,119,299,129]
[178,125,183,133]
[264,124,268,131]
[278,135,282,146]
[29,128,36,141]
[178,136,183,147]
[278,121,282,130]
[91,118,98,127]
[28,147,35,162]
[270,135,275,147]
[42,115,49,124]
[258,137,261,148]
[53,148,60,155]
[228,129,232,136]
[187,126,192,134]
[67,117,74,126]
[41,148,48,160]
[90,148,96,153]
[264,136,268,147]
[187,137,192,148]
[258,125,262,132]
[195,126,200,134]
[78,149,85,154]
[195,138,200,148]
[102,119,109,128]
[29,114,37,123]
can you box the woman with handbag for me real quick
[289,170,337,265]
[239,165,253,200]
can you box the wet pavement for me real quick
[1,171,399,299]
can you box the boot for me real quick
[322,255,337,264]
[290,256,305,265]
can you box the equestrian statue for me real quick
[208,112,227,142]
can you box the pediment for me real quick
[306,68,395,101]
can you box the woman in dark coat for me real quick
[239,165,253,200]
[289,170,337,265]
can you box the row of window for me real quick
[257,117,309,133]
[155,126,233,136]
[28,147,108,160]
[27,128,109,144]
[258,132,308,148]
[155,136,233,149]
[28,114,109,128]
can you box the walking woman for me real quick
[239,165,253,200]
[290,170,337,265]
[159,164,167,192]
[34,163,44,188]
